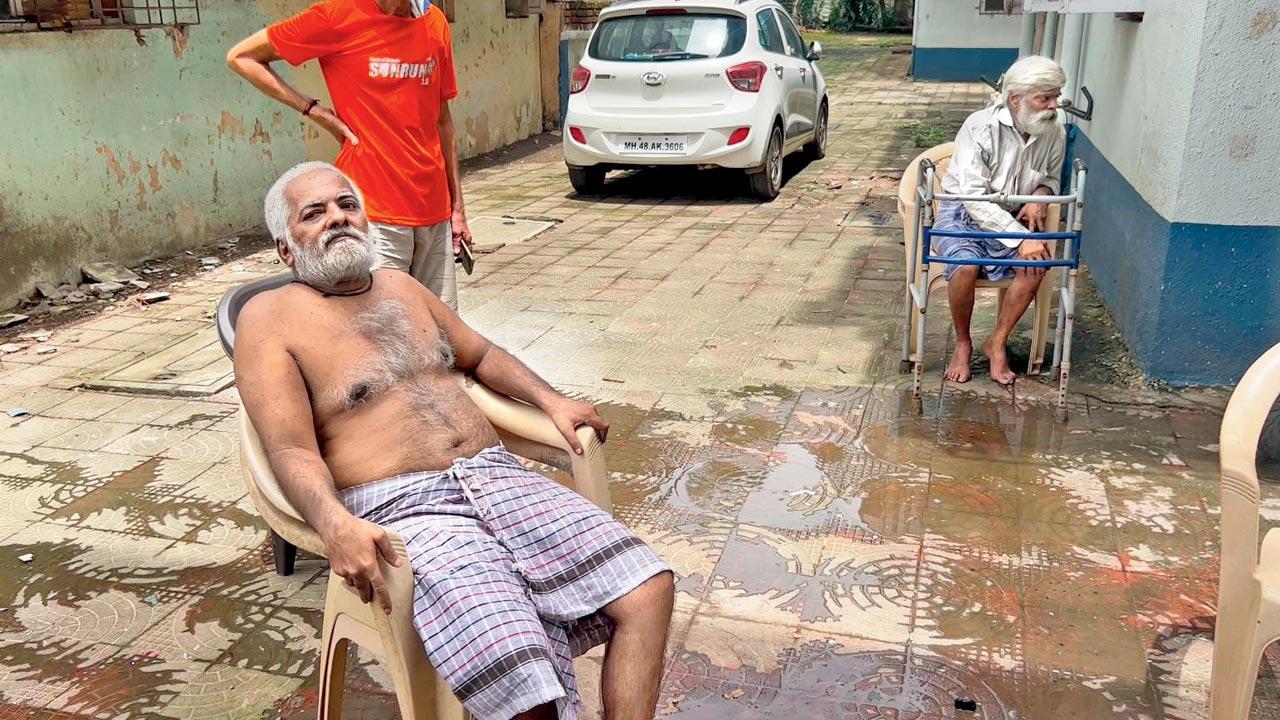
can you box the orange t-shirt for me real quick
[268,0,458,226]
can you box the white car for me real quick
[562,0,828,200]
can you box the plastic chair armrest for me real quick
[456,375,611,511]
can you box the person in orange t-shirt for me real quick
[227,0,471,309]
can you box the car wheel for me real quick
[805,101,828,160]
[569,166,606,195]
[748,125,783,201]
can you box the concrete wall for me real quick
[0,0,316,310]
[1071,1,1280,385]
[1175,2,1280,225]
[1072,2,1209,219]
[448,2,542,157]
[0,0,544,309]
[911,0,1021,81]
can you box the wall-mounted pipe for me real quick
[1039,11,1059,57]
[1019,10,1037,58]
[1058,12,1087,105]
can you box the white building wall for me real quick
[912,0,1023,48]
[1174,0,1280,226]
[1072,0,1210,220]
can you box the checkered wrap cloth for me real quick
[341,445,669,720]
[932,200,1020,282]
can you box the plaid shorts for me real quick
[932,201,1019,281]
[341,446,669,720]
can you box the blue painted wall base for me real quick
[1071,130,1280,386]
[910,47,1017,82]
[559,39,570,129]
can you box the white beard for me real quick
[1015,103,1059,137]
[287,225,376,290]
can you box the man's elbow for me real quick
[225,41,262,76]
[226,47,245,74]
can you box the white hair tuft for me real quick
[1000,55,1066,105]
[263,161,365,242]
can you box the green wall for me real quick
[0,0,316,308]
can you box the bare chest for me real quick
[290,298,456,417]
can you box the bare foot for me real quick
[982,339,1016,385]
[945,340,973,383]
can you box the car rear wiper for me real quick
[650,52,710,61]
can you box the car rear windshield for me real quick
[588,13,747,62]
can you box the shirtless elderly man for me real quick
[235,161,673,720]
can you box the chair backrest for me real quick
[897,142,956,218]
[1219,342,1280,602]
[898,143,955,285]
[215,272,295,359]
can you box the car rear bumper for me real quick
[562,107,773,170]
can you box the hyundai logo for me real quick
[641,71,665,87]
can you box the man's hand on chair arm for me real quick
[318,511,402,615]
[543,396,610,456]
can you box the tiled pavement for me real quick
[3,33,1279,720]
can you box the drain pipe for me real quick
[1019,9,1037,58]
[1039,11,1059,57]
[1058,13,1087,108]
[1057,12,1088,191]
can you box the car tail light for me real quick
[727,127,750,146]
[726,61,767,92]
[569,126,587,144]
[570,66,591,94]
[645,7,686,13]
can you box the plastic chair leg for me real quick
[273,532,298,576]
[1209,601,1266,719]
[317,620,350,720]
[1214,630,1270,720]
[1028,279,1053,376]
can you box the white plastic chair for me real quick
[1210,340,1280,719]
[219,275,612,720]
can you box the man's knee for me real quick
[608,571,675,622]
[1014,267,1047,288]
[951,264,980,282]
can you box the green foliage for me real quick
[794,0,825,29]
[792,0,912,32]
[899,121,951,148]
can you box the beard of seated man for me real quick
[237,162,674,720]
[285,221,376,291]
[1015,103,1058,137]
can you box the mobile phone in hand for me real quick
[455,241,475,276]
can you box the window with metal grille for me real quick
[505,0,528,18]
[1,0,199,33]
[979,0,1012,13]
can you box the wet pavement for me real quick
[3,32,1279,720]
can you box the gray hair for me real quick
[1001,55,1066,105]
[263,161,365,242]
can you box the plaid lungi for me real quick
[932,201,1019,282]
[340,445,669,720]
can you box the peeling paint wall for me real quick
[448,3,542,157]
[0,0,545,309]
[0,0,327,308]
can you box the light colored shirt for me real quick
[941,104,1066,248]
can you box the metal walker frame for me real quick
[901,157,1088,416]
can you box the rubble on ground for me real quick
[81,261,141,284]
